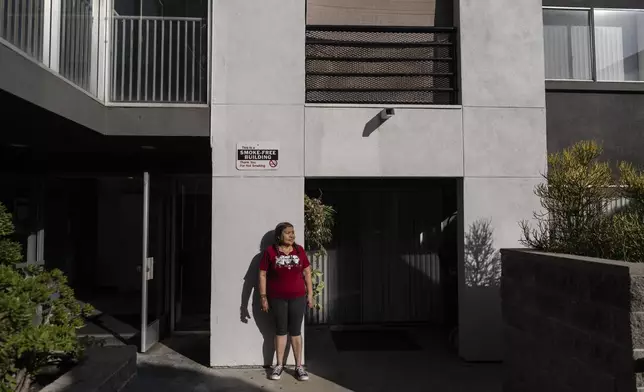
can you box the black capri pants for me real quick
[270,296,306,336]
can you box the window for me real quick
[544,7,644,83]
[594,9,644,81]
[543,9,592,80]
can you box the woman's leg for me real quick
[275,335,288,366]
[270,298,289,366]
[287,296,307,367]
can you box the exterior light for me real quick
[380,108,395,121]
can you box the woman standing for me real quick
[259,222,314,381]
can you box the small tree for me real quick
[611,162,644,262]
[304,194,335,310]
[520,140,614,258]
[521,140,644,263]
[0,203,92,392]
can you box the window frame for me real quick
[544,6,644,92]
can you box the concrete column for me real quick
[210,0,305,367]
[456,0,547,361]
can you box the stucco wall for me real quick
[210,0,306,367]
[304,105,463,177]
[457,0,547,361]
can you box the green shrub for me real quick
[304,194,336,310]
[0,202,92,391]
[521,140,644,262]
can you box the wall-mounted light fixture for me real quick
[379,107,395,121]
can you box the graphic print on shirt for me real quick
[275,254,300,270]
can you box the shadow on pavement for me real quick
[123,363,267,392]
[161,334,210,367]
[305,326,503,392]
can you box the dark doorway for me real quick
[305,178,458,329]
[0,88,212,349]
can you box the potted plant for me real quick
[303,194,335,321]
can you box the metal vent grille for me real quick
[306,26,457,105]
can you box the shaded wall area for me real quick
[305,178,458,328]
[546,92,644,168]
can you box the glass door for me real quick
[140,172,172,352]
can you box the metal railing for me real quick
[306,25,458,105]
[111,15,207,104]
[59,0,93,91]
[0,0,45,61]
[0,0,209,105]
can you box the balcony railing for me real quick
[111,16,207,103]
[0,0,45,61]
[306,25,458,105]
[0,0,209,105]
[59,0,94,92]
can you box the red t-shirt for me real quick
[259,245,310,299]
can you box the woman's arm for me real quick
[303,267,314,308]
[259,270,269,311]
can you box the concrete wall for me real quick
[210,0,305,367]
[546,92,644,168]
[456,0,547,361]
[304,106,463,177]
[502,250,642,392]
[0,41,209,137]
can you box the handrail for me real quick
[113,15,203,21]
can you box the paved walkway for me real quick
[123,328,502,392]
[122,343,347,392]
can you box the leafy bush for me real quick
[0,202,92,392]
[304,194,336,309]
[520,140,644,262]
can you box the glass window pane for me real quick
[543,9,592,80]
[594,9,644,82]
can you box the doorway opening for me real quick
[305,178,458,328]
[0,173,212,352]
[304,178,460,387]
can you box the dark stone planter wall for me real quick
[501,250,644,392]
[41,346,137,392]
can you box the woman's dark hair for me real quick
[274,222,295,246]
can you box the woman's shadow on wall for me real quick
[240,231,291,367]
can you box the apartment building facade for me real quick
[211,0,545,365]
[543,0,644,168]
[2,0,637,368]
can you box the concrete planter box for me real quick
[40,346,137,392]
[501,250,644,392]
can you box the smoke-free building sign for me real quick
[236,142,280,171]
